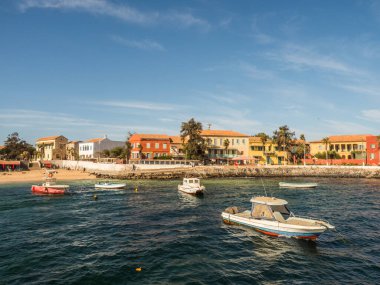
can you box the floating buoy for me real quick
[93,194,98,200]
[135,267,142,272]
[134,187,138,193]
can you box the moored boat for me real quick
[178,178,205,195]
[31,170,69,195]
[279,182,318,188]
[222,196,334,240]
[94,182,127,189]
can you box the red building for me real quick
[129,134,171,160]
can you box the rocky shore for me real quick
[93,165,380,180]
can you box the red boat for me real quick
[31,170,69,195]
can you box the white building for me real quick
[79,137,125,159]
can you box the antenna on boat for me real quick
[260,177,269,197]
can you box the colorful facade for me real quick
[309,134,380,165]
[201,130,249,160]
[66,141,81,160]
[169,136,185,158]
[129,134,171,159]
[248,137,288,165]
[36,135,68,160]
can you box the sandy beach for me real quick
[0,169,96,184]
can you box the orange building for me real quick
[129,134,171,159]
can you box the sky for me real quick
[1,0,380,144]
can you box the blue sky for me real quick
[1,0,380,144]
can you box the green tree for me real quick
[110,147,125,158]
[125,132,134,163]
[138,143,144,159]
[321,137,330,165]
[180,118,206,160]
[223,139,230,157]
[272,125,296,163]
[1,132,35,160]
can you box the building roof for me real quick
[201,130,248,137]
[169,136,184,144]
[0,145,4,150]
[130,134,170,141]
[36,135,61,142]
[67,140,82,144]
[310,134,373,143]
[85,138,106,143]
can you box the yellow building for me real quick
[309,134,370,160]
[66,141,81,160]
[36,135,68,160]
[248,137,288,165]
[201,130,249,160]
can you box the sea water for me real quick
[0,178,379,284]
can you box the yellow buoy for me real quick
[135,267,142,272]
[93,194,98,200]
[134,187,138,192]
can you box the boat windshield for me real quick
[270,205,291,218]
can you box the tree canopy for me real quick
[1,132,35,160]
[180,118,206,160]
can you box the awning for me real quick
[231,156,254,161]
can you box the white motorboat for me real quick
[94,182,127,189]
[178,178,205,195]
[222,196,334,240]
[279,182,318,188]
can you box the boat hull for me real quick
[31,185,68,195]
[222,212,326,240]
[94,183,127,189]
[279,182,318,188]
[178,185,205,195]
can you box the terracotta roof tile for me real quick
[86,138,105,143]
[130,134,170,140]
[310,134,374,143]
[36,135,61,142]
[201,130,248,137]
[0,145,5,150]
[169,136,184,144]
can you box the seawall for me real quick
[91,165,380,180]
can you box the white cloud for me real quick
[360,109,380,122]
[111,35,165,51]
[339,84,380,97]
[93,100,179,111]
[19,0,155,24]
[19,0,210,29]
[323,119,375,134]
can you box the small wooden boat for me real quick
[178,178,205,195]
[222,196,334,240]
[279,182,318,188]
[31,170,69,195]
[94,182,127,189]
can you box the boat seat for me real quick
[273,211,286,223]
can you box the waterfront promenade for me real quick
[93,165,380,180]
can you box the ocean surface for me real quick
[0,178,379,284]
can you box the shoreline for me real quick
[0,169,96,185]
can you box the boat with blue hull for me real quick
[222,196,334,240]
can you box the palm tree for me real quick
[322,137,330,165]
[223,139,230,158]
[180,118,206,160]
[138,144,143,159]
[273,125,295,164]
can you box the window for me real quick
[146,143,150,148]
[236,139,239,144]
[219,139,222,145]
[370,153,375,160]
[163,143,167,149]
[371,144,376,149]
[242,139,245,144]
[214,139,217,145]
[231,139,234,145]
[155,143,159,149]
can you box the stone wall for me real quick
[93,165,380,180]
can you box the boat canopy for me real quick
[250,196,288,206]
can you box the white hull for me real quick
[279,182,318,188]
[95,183,127,189]
[178,185,205,195]
[222,211,332,240]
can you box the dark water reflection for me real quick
[0,178,379,284]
